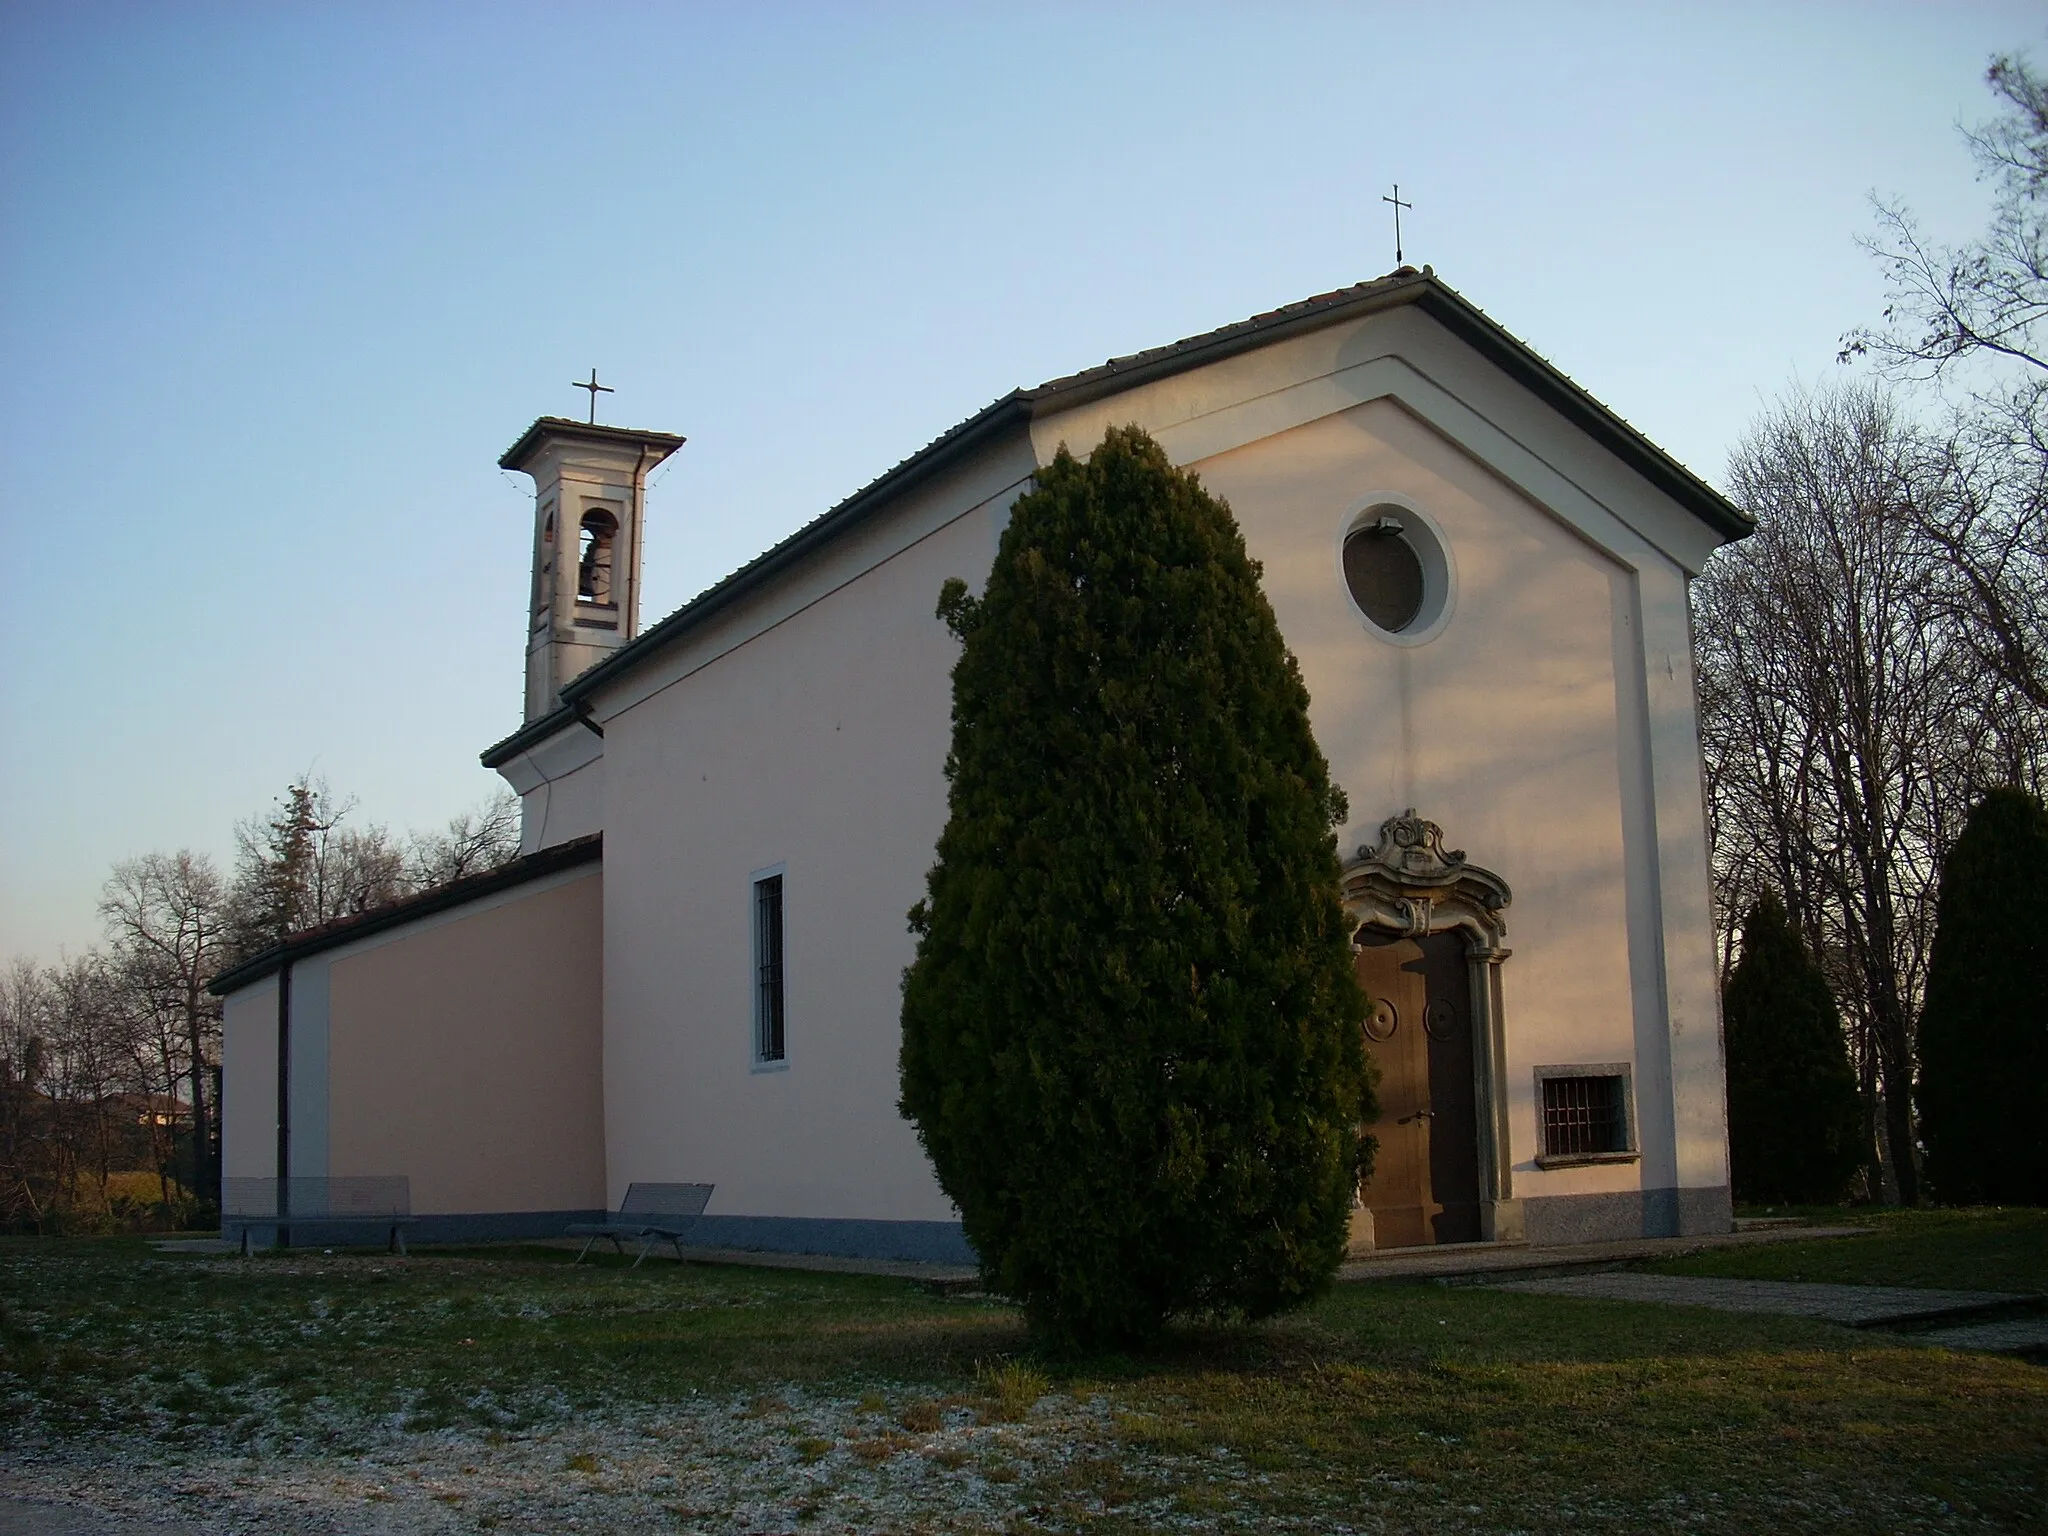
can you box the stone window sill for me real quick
[1535,1150,1641,1170]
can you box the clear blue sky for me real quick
[1,1,2038,966]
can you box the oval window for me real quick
[1343,518,1425,632]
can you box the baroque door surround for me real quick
[1344,809,1522,1245]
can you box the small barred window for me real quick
[1541,1074,1627,1158]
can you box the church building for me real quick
[214,268,1748,1259]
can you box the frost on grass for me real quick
[1,1380,1224,1534]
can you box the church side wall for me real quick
[594,443,1035,1263]
[220,979,279,1182]
[322,868,607,1230]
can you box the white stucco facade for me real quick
[218,271,1742,1257]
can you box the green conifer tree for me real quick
[899,425,1372,1347]
[1723,890,1862,1204]
[1917,787,2048,1206]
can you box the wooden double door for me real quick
[1355,929,1481,1247]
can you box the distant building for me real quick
[106,1092,192,1129]
[214,269,1747,1257]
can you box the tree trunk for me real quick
[185,979,211,1211]
[1879,1046,1920,1205]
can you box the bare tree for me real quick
[36,953,135,1218]
[99,852,227,1207]
[0,958,57,1229]
[404,791,521,889]
[1844,51,2048,721]
[1843,55,2048,382]
[1910,392,2048,731]
[1694,384,2004,1205]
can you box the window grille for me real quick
[1541,1074,1625,1157]
[754,873,785,1063]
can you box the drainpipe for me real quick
[628,441,651,640]
[275,958,292,1249]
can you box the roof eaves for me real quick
[499,418,687,472]
[1022,270,1435,416]
[481,700,581,770]
[557,392,1033,707]
[1408,285,1752,539]
[207,834,603,996]
[480,269,1745,745]
[1020,269,1749,540]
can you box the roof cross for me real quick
[572,368,614,424]
[1382,183,1413,267]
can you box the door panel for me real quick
[1355,930,1482,1246]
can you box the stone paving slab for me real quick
[1490,1271,2035,1328]
[1337,1224,1871,1284]
[1918,1316,2048,1355]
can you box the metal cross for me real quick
[1382,184,1413,267]
[573,368,614,424]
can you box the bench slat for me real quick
[616,1182,713,1220]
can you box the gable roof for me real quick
[484,268,1747,769]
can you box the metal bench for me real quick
[224,1176,416,1256]
[568,1182,714,1266]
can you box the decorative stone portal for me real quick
[1344,810,1519,1252]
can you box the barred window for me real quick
[754,873,785,1064]
[1541,1074,1627,1158]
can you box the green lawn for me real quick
[1,1220,2043,1533]
[1648,1206,2048,1293]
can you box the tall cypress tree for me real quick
[1918,787,2048,1206]
[1724,891,1862,1205]
[899,425,1371,1347]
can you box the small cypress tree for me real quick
[1918,787,2048,1206]
[1723,891,1862,1205]
[899,425,1372,1348]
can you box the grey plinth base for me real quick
[1521,1186,1733,1247]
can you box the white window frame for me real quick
[1333,491,1458,647]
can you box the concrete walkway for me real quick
[1918,1316,2048,1355]
[1491,1272,2029,1327]
[1336,1223,1871,1284]
[1488,1271,2048,1355]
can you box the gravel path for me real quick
[0,1500,218,1534]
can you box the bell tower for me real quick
[500,417,685,722]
